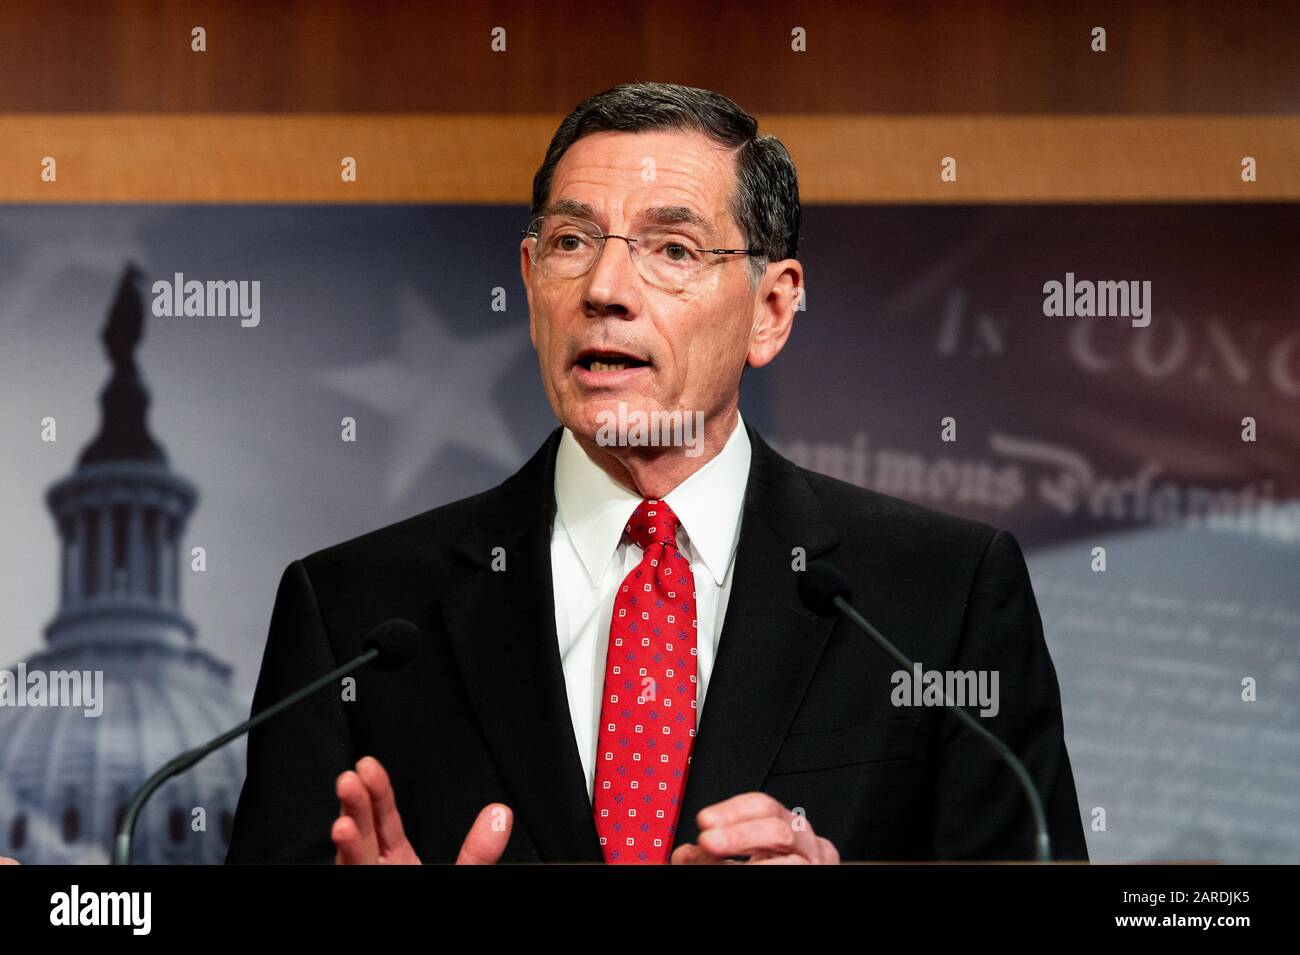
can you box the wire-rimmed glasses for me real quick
[522,214,761,294]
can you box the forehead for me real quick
[546,128,737,231]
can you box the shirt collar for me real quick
[554,411,751,588]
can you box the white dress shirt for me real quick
[550,412,752,801]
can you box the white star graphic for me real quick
[316,285,529,502]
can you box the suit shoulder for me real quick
[290,429,560,601]
[297,482,505,582]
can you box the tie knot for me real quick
[625,498,680,552]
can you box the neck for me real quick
[573,405,739,499]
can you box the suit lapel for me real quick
[438,428,604,862]
[673,424,841,850]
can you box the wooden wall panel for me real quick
[0,0,1297,114]
[1,114,1294,202]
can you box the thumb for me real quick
[455,803,513,864]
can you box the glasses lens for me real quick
[525,217,708,293]
[529,216,599,276]
[634,228,702,293]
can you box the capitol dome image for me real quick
[0,265,247,864]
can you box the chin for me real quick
[561,398,621,442]
[560,394,664,445]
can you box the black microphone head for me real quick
[364,619,421,671]
[798,561,853,618]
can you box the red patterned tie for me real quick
[593,498,699,864]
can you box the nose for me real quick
[581,234,642,319]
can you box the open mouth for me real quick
[575,350,651,373]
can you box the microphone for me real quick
[797,562,1052,862]
[111,618,421,865]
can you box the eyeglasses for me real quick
[521,215,762,294]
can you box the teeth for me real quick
[589,360,629,372]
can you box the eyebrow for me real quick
[542,199,715,236]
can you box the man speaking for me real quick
[224,82,1088,865]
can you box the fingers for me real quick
[699,815,813,859]
[747,837,839,864]
[694,792,830,863]
[455,803,513,865]
[0,855,19,865]
[332,769,378,864]
[337,768,377,843]
[354,756,408,855]
[331,813,366,865]
[670,843,725,865]
[818,835,840,865]
[695,791,786,831]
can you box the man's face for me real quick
[521,128,779,447]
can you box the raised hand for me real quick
[331,755,513,864]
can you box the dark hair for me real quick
[530,82,801,286]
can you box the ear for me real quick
[521,239,538,349]
[747,259,802,369]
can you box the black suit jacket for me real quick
[226,423,1088,863]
